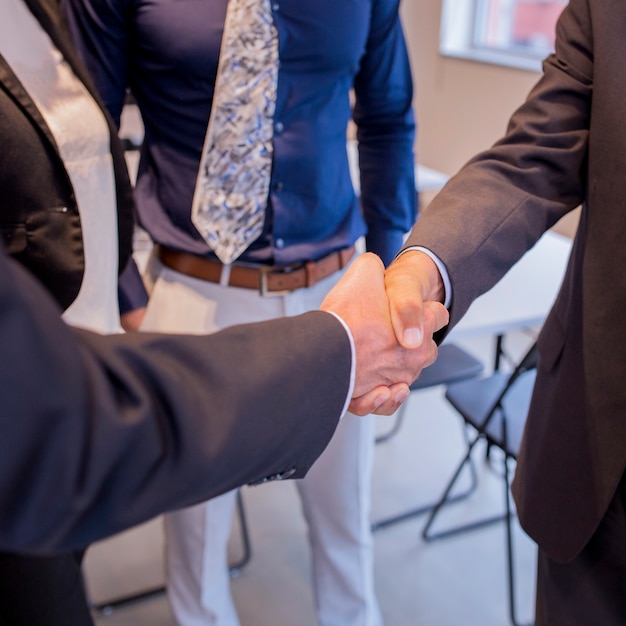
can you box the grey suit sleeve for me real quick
[403,0,591,330]
[0,251,350,554]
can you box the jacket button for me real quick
[276,467,296,480]
[248,467,297,486]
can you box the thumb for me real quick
[385,250,446,349]
[385,257,425,349]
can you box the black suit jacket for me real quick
[404,0,626,563]
[0,249,349,554]
[0,0,134,309]
[0,1,349,555]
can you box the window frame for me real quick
[439,0,564,73]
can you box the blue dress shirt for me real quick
[64,0,416,308]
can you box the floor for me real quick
[84,331,539,626]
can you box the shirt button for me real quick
[274,121,284,134]
[273,181,284,192]
[275,238,285,249]
[272,3,279,11]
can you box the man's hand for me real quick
[321,253,448,416]
[120,307,147,332]
[347,382,411,417]
[384,250,447,349]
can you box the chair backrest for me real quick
[481,340,539,457]
[410,343,484,391]
[492,339,538,403]
[445,340,539,458]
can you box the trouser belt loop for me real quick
[219,264,231,287]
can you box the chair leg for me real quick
[88,489,252,615]
[422,435,509,542]
[494,333,505,371]
[375,404,407,444]
[90,583,166,616]
[227,488,252,577]
[485,334,505,463]
[503,453,533,626]
[372,423,479,532]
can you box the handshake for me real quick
[320,252,448,416]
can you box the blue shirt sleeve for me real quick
[118,256,149,314]
[353,0,417,266]
[62,0,130,126]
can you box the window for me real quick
[440,0,567,72]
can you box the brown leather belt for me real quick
[157,245,356,295]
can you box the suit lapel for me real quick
[0,0,79,157]
[23,0,104,104]
[0,55,59,153]
[3,0,135,273]
[1,0,114,153]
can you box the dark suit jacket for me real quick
[0,249,349,554]
[0,0,134,310]
[404,0,626,563]
[0,0,348,555]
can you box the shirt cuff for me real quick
[324,311,356,418]
[396,246,452,309]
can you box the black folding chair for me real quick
[372,343,484,531]
[422,340,539,626]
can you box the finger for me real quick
[370,383,411,416]
[348,385,391,416]
[348,383,411,417]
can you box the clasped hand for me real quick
[320,252,448,416]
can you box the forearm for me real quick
[0,254,349,553]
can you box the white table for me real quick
[448,230,572,341]
[415,164,450,192]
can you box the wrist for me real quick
[393,249,445,303]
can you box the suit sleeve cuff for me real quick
[323,311,356,418]
[396,246,452,309]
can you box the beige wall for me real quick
[400,1,540,175]
[399,1,580,236]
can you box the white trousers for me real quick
[140,254,382,626]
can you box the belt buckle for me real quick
[258,265,297,297]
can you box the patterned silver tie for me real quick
[191,0,279,265]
